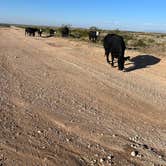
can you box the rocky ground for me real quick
[0,27,166,166]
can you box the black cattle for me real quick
[37,29,43,37]
[103,34,130,71]
[61,27,69,37]
[49,29,55,37]
[89,31,99,42]
[25,27,38,37]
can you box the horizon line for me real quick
[1,22,166,34]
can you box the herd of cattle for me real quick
[25,27,130,71]
[25,27,55,37]
[25,27,101,42]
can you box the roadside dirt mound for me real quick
[0,27,166,166]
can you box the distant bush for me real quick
[160,34,166,38]
[70,29,89,39]
[133,39,147,48]
[0,24,10,27]
[14,24,166,54]
[43,27,52,34]
[123,34,135,44]
[147,38,155,44]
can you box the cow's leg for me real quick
[25,30,28,36]
[111,53,114,67]
[118,52,124,70]
[94,36,97,42]
[105,49,110,64]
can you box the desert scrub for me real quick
[70,29,89,39]
[147,38,155,44]
[0,23,10,27]
[133,39,147,48]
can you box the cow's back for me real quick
[104,34,125,53]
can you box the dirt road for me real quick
[0,27,166,166]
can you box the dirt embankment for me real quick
[0,27,166,166]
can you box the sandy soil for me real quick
[0,27,166,166]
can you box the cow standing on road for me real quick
[38,29,43,37]
[49,29,55,37]
[61,27,69,37]
[103,34,130,71]
[25,27,38,37]
[89,31,100,42]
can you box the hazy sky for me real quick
[0,0,166,32]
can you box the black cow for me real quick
[37,29,43,37]
[103,34,130,71]
[25,27,38,37]
[49,29,55,37]
[89,31,99,42]
[61,27,69,37]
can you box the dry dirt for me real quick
[0,27,166,166]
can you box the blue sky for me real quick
[0,0,166,32]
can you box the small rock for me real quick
[94,154,98,157]
[16,132,21,136]
[37,130,42,134]
[131,144,137,148]
[107,156,112,160]
[48,127,52,131]
[137,154,143,158]
[96,144,99,148]
[107,153,113,160]
[100,158,104,163]
[112,134,117,137]
[131,151,139,157]
[142,144,148,149]
[0,154,4,160]
[158,155,162,159]
[66,138,70,142]
[88,144,91,148]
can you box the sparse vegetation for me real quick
[133,39,147,48]
[0,23,10,27]
[70,29,87,39]
[5,23,165,56]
